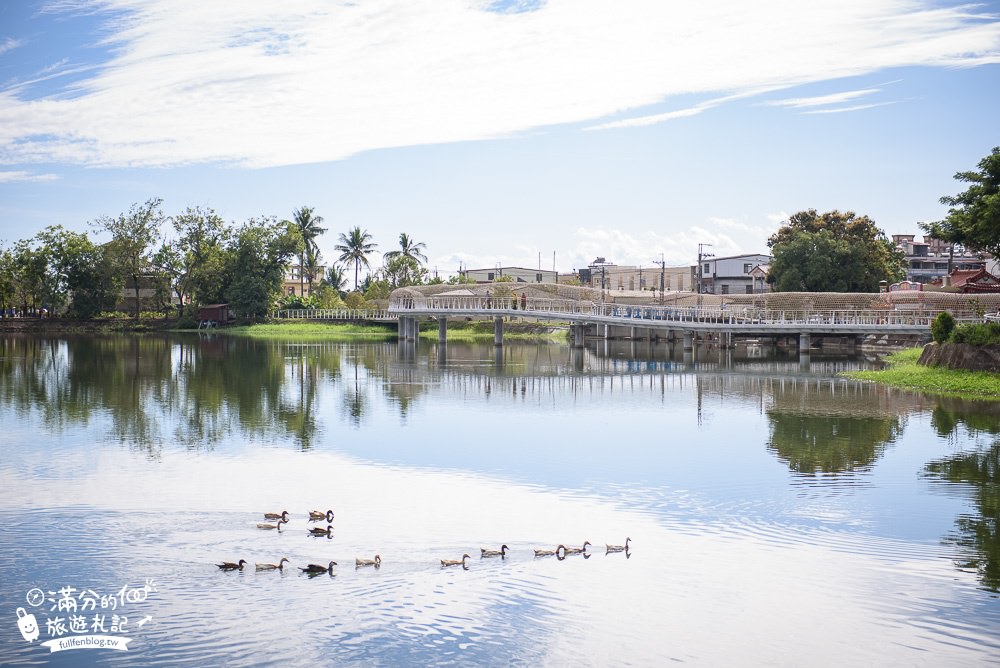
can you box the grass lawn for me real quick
[221,321,397,340]
[844,347,1000,399]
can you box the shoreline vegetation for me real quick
[844,347,1000,399]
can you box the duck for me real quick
[307,524,333,537]
[441,554,471,568]
[256,518,288,531]
[263,510,290,521]
[355,554,382,568]
[216,559,247,571]
[299,560,337,575]
[308,510,335,522]
[481,544,509,559]
[255,557,290,571]
[606,537,631,554]
[562,541,591,555]
[533,545,565,558]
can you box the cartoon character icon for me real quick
[16,607,39,642]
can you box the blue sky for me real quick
[1,0,998,279]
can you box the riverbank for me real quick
[844,347,1000,399]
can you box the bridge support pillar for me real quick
[799,332,811,351]
[630,326,638,340]
[437,317,447,343]
[494,316,504,347]
[682,331,694,350]
[572,324,585,348]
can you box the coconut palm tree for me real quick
[292,206,327,296]
[335,227,378,291]
[384,233,428,266]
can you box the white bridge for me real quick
[387,294,941,347]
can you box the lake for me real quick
[1,333,999,666]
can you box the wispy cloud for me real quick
[0,37,25,57]
[0,171,59,183]
[803,101,901,114]
[0,0,997,169]
[766,87,882,108]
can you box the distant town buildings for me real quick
[459,266,559,284]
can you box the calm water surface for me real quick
[1,334,999,666]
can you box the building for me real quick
[698,253,772,295]
[282,264,326,297]
[936,267,1000,293]
[459,266,558,284]
[576,258,696,293]
[892,234,985,285]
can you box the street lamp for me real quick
[697,243,714,294]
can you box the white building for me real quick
[459,266,559,284]
[699,253,772,295]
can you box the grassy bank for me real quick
[221,321,397,340]
[844,347,1000,399]
[420,320,568,342]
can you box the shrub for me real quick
[951,322,1000,346]
[931,311,955,343]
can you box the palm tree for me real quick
[384,232,428,266]
[292,206,327,296]
[324,264,348,295]
[335,227,378,291]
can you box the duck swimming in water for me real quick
[441,554,471,568]
[606,537,631,554]
[562,541,591,555]
[308,510,335,522]
[308,524,333,537]
[256,518,288,531]
[355,554,382,568]
[300,561,337,575]
[533,546,565,558]
[481,544,509,558]
[255,557,290,571]
[263,510,290,521]
[216,559,247,571]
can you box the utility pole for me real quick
[652,253,666,304]
[697,243,714,295]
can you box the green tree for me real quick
[36,225,120,319]
[384,232,428,265]
[222,217,299,320]
[324,264,348,296]
[291,206,327,296]
[767,209,905,292]
[171,206,230,307]
[93,198,165,319]
[381,254,427,288]
[335,226,378,291]
[921,147,1000,257]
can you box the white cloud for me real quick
[803,101,901,114]
[0,170,59,183]
[0,0,997,169]
[766,87,882,108]
[0,37,24,57]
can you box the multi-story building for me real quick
[577,259,695,293]
[892,234,985,285]
[459,266,559,284]
[282,264,326,297]
[698,253,772,295]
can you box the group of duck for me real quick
[217,509,632,575]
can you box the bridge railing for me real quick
[388,296,944,327]
[272,308,391,320]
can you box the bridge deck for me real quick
[389,295,941,336]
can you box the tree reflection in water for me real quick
[765,383,903,475]
[924,399,1000,593]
